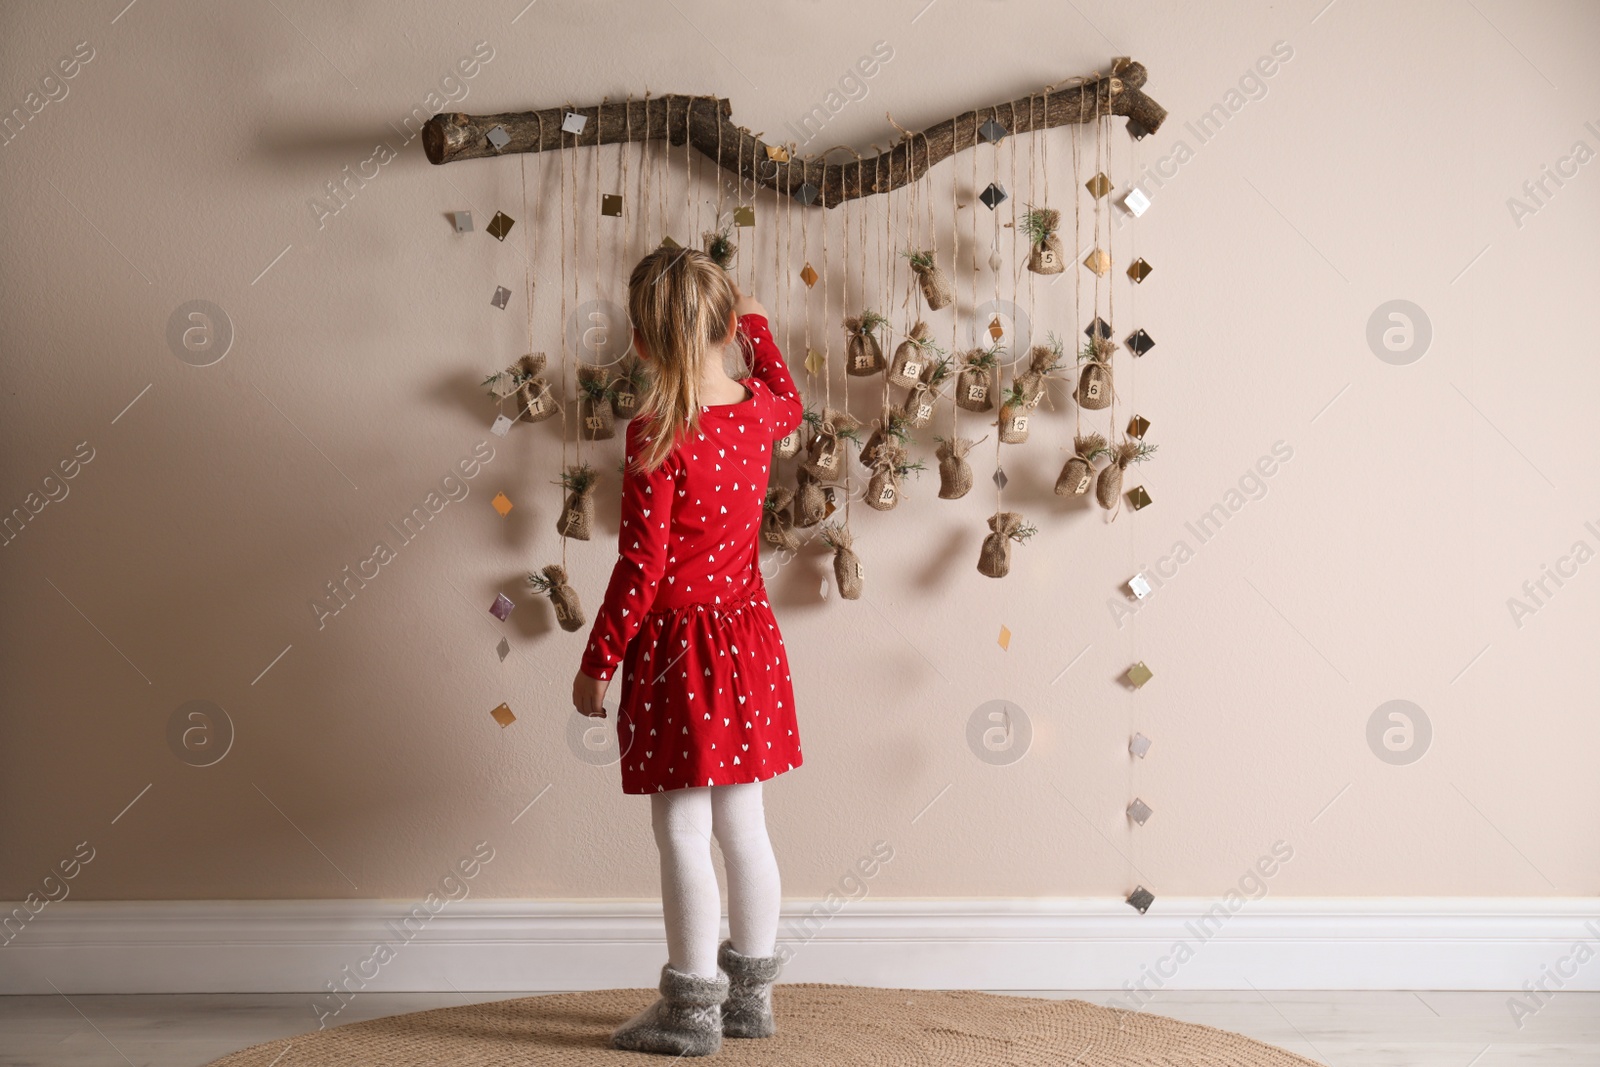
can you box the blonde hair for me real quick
[626,246,738,475]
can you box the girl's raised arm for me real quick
[735,313,803,440]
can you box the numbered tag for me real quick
[854,353,872,369]
[902,360,922,379]
[1075,475,1091,493]
[1011,415,1029,433]
[877,484,896,505]
[1039,248,1058,268]
[1085,380,1102,399]
[553,602,569,621]
[617,391,634,406]
[968,383,987,402]
[564,511,582,532]
[765,528,782,544]
[916,402,934,420]
[585,415,603,430]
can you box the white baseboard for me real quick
[3,897,1597,996]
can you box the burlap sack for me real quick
[774,424,802,459]
[761,486,801,551]
[998,401,1031,444]
[799,406,856,479]
[557,466,597,540]
[793,466,828,527]
[1025,208,1066,275]
[518,377,558,423]
[1054,433,1106,497]
[910,254,954,310]
[864,443,906,512]
[1016,343,1062,409]
[827,524,864,599]
[936,436,974,499]
[1028,232,1066,274]
[844,316,886,376]
[977,510,1026,578]
[859,410,905,470]
[541,564,587,632]
[901,381,939,427]
[955,351,995,412]
[1077,362,1111,410]
[888,321,933,387]
[1095,441,1149,510]
[609,354,645,420]
[579,393,616,439]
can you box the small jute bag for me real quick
[1024,206,1066,275]
[844,313,887,376]
[500,354,558,424]
[793,465,828,527]
[799,406,857,480]
[1015,340,1065,409]
[576,365,616,440]
[1055,432,1108,497]
[556,463,598,541]
[859,408,908,470]
[907,250,954,310]
[997,385,1033,444]
[935,435,976,499]
[888,321,935,388]
[955,347,998,412]
[529,563,586,632]
[823,522,864,599]
[977,510,1032,579]
[864,442,907,512]
[1076,336,1115,411]
[1096,440,1157,510]
[609,353,647,420]
[774,422,803,459]
[761,485,802,550]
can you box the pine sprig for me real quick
[525,571,554,594]
[903,248,936,270]
[1020,203,1059,246]
[556,462,597,494]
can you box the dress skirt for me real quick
[614,579,803,794]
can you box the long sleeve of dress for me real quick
[579,417,679,682]
[736,313,803,439]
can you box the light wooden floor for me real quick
[2,988,1596,1066]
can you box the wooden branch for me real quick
[422,59,1166,210]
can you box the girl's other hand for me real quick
[573,669,609,718]
[729,282,767,321]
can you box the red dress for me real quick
[580,313,805,794]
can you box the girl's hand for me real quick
[573,669,609,718]
[729,282,767,321]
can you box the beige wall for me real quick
[2,0,1597,910]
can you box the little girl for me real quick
[570,246,805,1057]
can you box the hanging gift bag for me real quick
[1015,336,1065,409]
[864,442,910,512]
[935,435,976,499]
[609,352,647,420]
[976,510,1037,578]
[761,485,802,550]
[888,320,936,387]
[1096,440,1158,510]
[527,564,586,632]
[1055,432,1109,497]
[955,345,1000,412]
[793,465,828,527]
[997,382,1033,444]
[822,522,864,599]
[1023,206,1066,275]
[906,249,954,310]
[843,312,888,376]
[799,406,858,480]
[1075,336,1115,411]
[555,463,598,541]
[576,365,616,440]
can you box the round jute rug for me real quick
[203,983,1326,1066]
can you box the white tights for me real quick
[650,780,781,979]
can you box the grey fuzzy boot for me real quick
[610,962,729,1057]
[717,938,782,1038]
